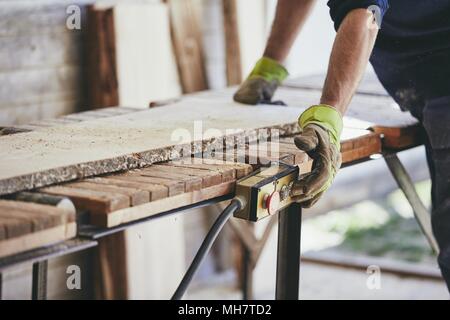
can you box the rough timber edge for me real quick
[0,122,298,196]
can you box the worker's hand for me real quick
[233,57,288,105]
[291,105,343,208]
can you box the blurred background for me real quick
[0,0,447,299]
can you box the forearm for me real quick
[264,0,316,62]
[321,8,379,115]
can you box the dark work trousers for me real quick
[371,48,450,292]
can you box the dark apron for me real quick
[370,47,450,290]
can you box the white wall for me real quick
[265,0,335,77]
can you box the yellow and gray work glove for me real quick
[233,57,288,105]
[291,105,343,208]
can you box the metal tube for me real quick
[241,245,253,300]
[384,153,439,253]
[32,260,48,300]
[275,203,302,300]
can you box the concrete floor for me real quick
[188,261,449,300]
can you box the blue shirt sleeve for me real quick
[327,0,389,31]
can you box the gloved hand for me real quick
[291,105,343,208]
[233,57,288,105]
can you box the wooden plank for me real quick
[222,0,242,85]
[94,232,128,299]
[186,158,253,178]
[0,97,303,195]
[163,161,237,182]
[0,216,32,239]
[0,201,64,233]
[341,143,382,164]
[138,167,202,192]
[86,5,119,109]
[268,141,309,164]
[86,2,182,108]
[166,0,208,93]
[222,0,267,84]
[0,199,73,224]
[12,192,76,215]
[0,223,76,259]
[114,2,182,107]
[93,182,236,227]
[65,181,149,206]
[111,173,185,197]
[0,85,409,196]
[147,164,222,188]
[40,186,130,215]
[0,209,54,232]
[372,124,425,149]
[0,223,5,240]
[86,177,168,201]
[208,148,295,168]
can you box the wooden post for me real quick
[222,0,242,85]
[86,5,119,109]
[94,232,129,300]
[166,0,209,93]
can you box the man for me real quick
[234,0,450,291]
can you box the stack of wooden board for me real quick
[0,199,76,258]
[40,160,252,227]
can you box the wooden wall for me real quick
[0,0,94,126]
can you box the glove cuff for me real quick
[248,57,289,84]
[298,104,343,148]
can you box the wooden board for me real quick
[0,98,302,195]
[35,160,252,226]
[185,86,418,129]
[95,181,236,227]
[86,5,119,109]
[114,2,182,107]
[222,0,242,85]
[0,200,76,258]
[165,0,208,93]
[189,85,420,150]
[222,0,267,84]
[86,2,182,109]
[0,84,408,196]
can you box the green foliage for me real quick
[307,180,435,264]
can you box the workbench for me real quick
[0,74,434,300]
